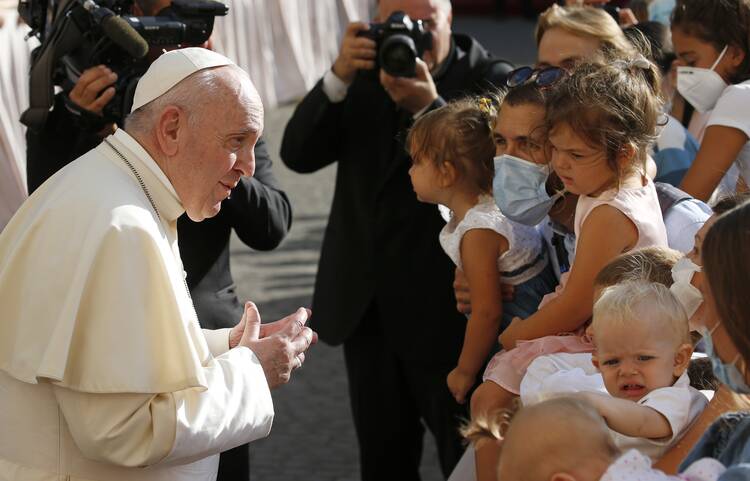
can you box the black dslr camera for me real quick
[18,0,227,129]
[357,11,432,78]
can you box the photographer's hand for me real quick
[332,22,376,84]
[69,65,118,115]
[379,58,438,114]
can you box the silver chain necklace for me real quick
[104,138,195,303]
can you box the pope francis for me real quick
[0,48,315,480]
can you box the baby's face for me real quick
[593,320,684,401]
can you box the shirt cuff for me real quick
[202,328,231,357]
[412,103,432,119]
[322,69,351,103]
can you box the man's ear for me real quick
[438,161,457,188]
[550,473,577,481]
[674,343,694,377]
[155,106,184,157]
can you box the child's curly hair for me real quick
[545,54,664,185]
[460,399,521,450]
[407,97,497,194]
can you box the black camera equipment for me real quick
[18,0,228,129]
[599,4,620,23]
[357,11,432,78]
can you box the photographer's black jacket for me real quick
[26,96,292,328]
[281,33,513,353]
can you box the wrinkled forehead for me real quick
[205,66,264,134]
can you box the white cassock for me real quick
[0,129,274,480]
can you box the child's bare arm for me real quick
[448,229,506,403]
[499,205,637,348]
[578,392,673,439]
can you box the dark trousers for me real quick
[217,444,249,480]
[343,302,466,480]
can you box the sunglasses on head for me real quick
[506,66,565,89]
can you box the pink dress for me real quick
[483,178,668,393]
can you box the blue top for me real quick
[653,115,700,187]
[680,412,750,480]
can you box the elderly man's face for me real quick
[377,0,452,72]
[179,69,263,221]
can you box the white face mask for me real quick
[676,45,729,113]
[670,256,703,324]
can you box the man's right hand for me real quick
[453,267,515,315]
[69,65,118,115]
[331,22,377,84]
[237,302,316,389]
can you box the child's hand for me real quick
[447,367,475,404]
[498,317,523,349]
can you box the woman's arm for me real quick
[447,229,507,403]
[680,125,748,201]
[499,205,637,348]
[655,386,750,473]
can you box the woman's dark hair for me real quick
[625,21,675,74]
[671,0,750,82]
[702,199,750,365]
[712,192,750,214]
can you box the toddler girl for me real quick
[472,56,669,480]
[672,0,750,201]
[407,98,556,404]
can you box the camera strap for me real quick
[21,0,85,129]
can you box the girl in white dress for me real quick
[407,98,556,407]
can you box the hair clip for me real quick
[631,56,651,70]
[478,97,494,115]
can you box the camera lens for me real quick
[380,34,417,77]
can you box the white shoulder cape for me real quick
[0,138,210,393]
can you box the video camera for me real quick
[357,11,432,78]
[18,0,228,129]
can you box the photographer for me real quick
[280,0,512,478]
[23,2,292,480]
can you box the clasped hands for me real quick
[229,302,318,389]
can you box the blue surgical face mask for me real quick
[701,323,750,394]
[493,154,564,226]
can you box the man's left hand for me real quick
[379,58,438,114]
[229,303,320,348]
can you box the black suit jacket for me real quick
[281,34,512,357]
[27,104,292,331]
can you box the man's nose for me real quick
[236,149,255,178]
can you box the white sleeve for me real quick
[521,353,605,405]
[164,346,274,465]
[639,386,707,443]
[706,84,750,138]
[322,69,351,103]
[52,347,273,468]
[202,328,231,357]
[53,388,177,467]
